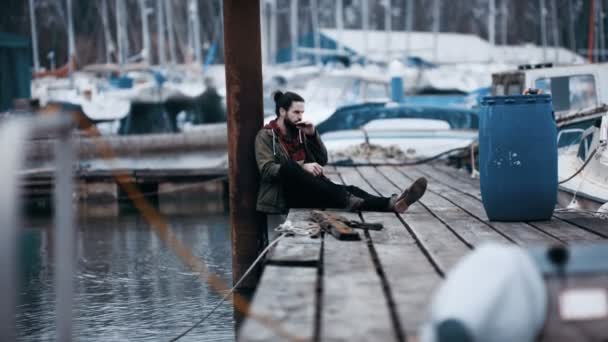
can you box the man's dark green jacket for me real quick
[254,126,328,213]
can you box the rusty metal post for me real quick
[223,0,268,297]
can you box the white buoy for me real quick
[421,243,547,342]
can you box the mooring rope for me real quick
[558,147,599,185]
[169,233,285,341]
[169,220,320,341]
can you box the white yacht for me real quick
[558,114,608,211]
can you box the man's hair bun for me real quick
[272,90,304,117]
[273,91,284,103]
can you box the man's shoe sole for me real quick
[394,177,428,213]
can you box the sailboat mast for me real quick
[291,0,299,64]
[260,1,268,65]
[489,0,496,47]
[139,0,151,64]
[66,0,76,67]
[540,0,548,62]
[28,0,40,72]
[550,0,560,62]
[567,0,576,61]
[270,0,277,65]
[189,0,202,64]
[597,0,605,62]
[116,0,125,65]
[164,0,177,65]
[336,0,343,55]
[432,0,440,63]
[311,0,321,65]
[500,0,508,45]
[100,0,113,63]
[156,0,166,66]
[362,0,369,65]
[385,0,391,60]
[405,0,413,58]
[587,0,595,63]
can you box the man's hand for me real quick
[296,121,316,136]
[523,88,542,95]
[302,162,324,177]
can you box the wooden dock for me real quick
[21,167,227,200]
[20,125,229,199]
[239,162,607,341]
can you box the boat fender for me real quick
[421,243,547,342]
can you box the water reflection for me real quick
[17,182,235,341]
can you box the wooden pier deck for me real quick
[239,162,607,341]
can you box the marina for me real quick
[1,0,608,341]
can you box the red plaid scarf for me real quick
[265,119,306,161]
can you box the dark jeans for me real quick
[279,160,391,211]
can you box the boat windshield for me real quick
[306,76,359,103]
[535,74,598,112]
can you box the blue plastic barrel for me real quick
[479,95,557,221]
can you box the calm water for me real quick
[17,182,235,341]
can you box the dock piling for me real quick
[223,0,268,315]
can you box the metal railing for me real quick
[0,114,75,341]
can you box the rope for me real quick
[558,147,598,184]
[329,146,469,167]
[275,220,321,237]
[169,233,285,341]
[554,207,608,220]
[169,220,320,341]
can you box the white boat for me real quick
[492,62,608,125]
[322,117,477,159]
[32,71,134,121]
[299,66,391,124]
[558,114,608,211]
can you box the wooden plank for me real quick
[553,212,608,238]
[322,166,399,339]
[417,165,605,243]
[378,166,511,246]
[239,266,317,342]
[428,164,608,233]
[335,166,377,197]
[266,236,320,266]
[266,209,321,266]
[341,165,472,336]
[400,166,562,245]
[525,219,605,243]
[418,164,481,200]
[341,166,471,273]
[360,211,442,335]
[324,165,343,184]
[321,210,398,341]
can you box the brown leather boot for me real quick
[393,177,427,213]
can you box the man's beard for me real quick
[284,117,299,134]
